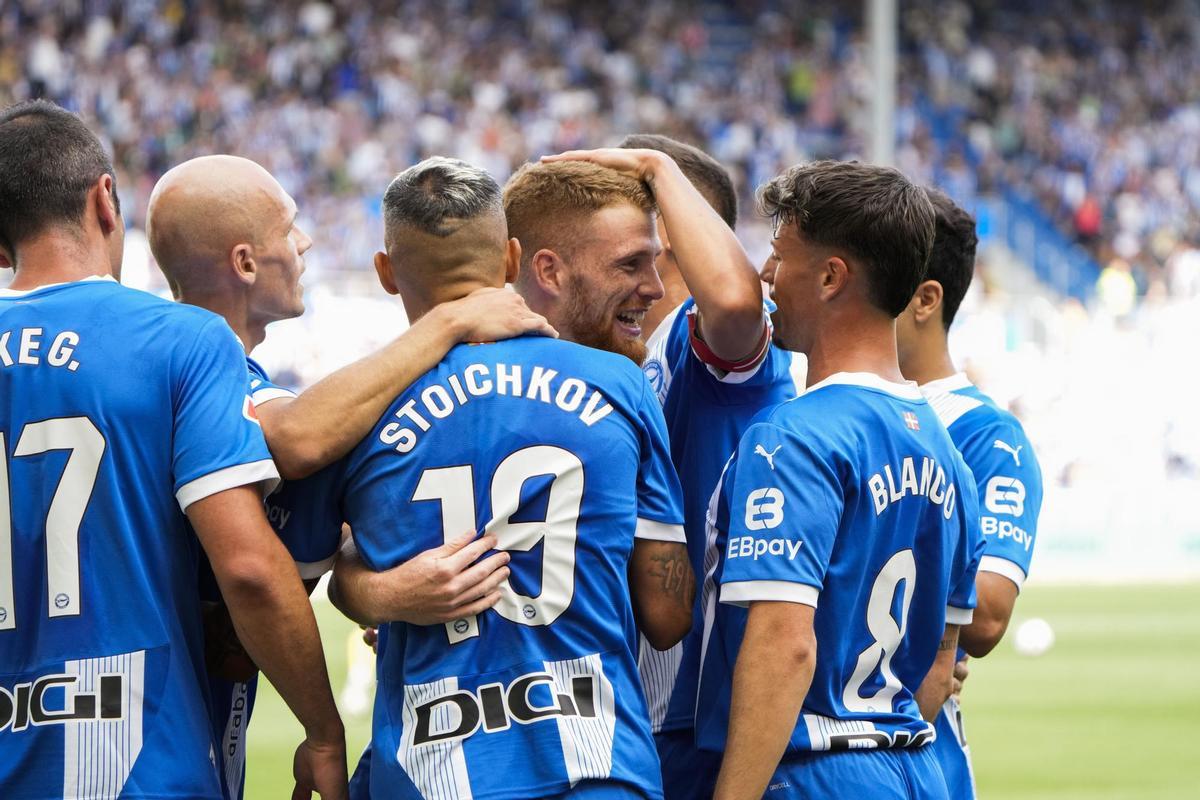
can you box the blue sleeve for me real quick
[172,316,279,511]
[947,459,983,620]
[719,422,843,608]
[265,460,347,580]
[962,419,1043,590]
[246,361,297,407]
[634,375,687,541]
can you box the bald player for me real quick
[146,155,554,799]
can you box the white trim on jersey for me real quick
[546,653,617,787]
[295,554,337,580]
[222,680,251,798]
[721,579,819,608]
[978,554,1027,591]
[924,391,985,429]
[249,386,297,406]
[806,372,923,400]
[0,274,117,298]
[635,518,686,543]
[946,605,975,625]
[400,677,474,800]
[63,649,145,799]
[919,372,972,395]
[176,459,280,512]
[636,636,682,733]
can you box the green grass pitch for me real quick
[245,583,1200,798]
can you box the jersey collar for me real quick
[920,372,972,394]
[0,274,117,298]
[806,371,923,400]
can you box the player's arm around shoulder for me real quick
[960,417,1043,657]
[256,288,555,480]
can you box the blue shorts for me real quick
[931,697,976,800]
[656,728,720,800]
[765,746,948,800]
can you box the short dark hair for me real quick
[619,133,737,228]
[0,100,120,254]
[383,156,502,238]
[923,188,978,330]
[758,160,934,317]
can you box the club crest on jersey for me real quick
[410,671,599,747]
[903,412,920,431]
[0,673,125,733]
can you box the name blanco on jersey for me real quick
[0,327,81,372]
[379,362,615,453]
[867,456,957,520]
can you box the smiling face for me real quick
[558,202,663,364]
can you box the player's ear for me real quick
[911,280,943,324]
[819,255,849,302]
[529,248,565,297]
[504,237,521,285]
[373,250,400,295]
[230,242,256,286]
[91,174,121,236]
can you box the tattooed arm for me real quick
[915,624,962,722]
[629,540,695,650]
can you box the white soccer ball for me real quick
[1012,617,1055,657]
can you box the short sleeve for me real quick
[967,421,1043,591]
[265,460,347,579]
[247,368,297,407]
[719,422,842,608]
[947,468,983,624]
[634,376,686,542]
[173,317,279,511]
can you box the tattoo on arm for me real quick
[647,547,694,602]
[939,631,957,651]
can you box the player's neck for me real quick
[6,233,112,290]
[804,317,906,388]
[642,262,688,339]
[901,343,958,388]
[177,288,260,354]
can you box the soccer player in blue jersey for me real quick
[545,138,798,799]
[0,100,346,798]
[896,189,1044,800]
[286,157,693,799]
[696,161,983,800]
[145,154,552,799]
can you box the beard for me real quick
[561,273,648,365]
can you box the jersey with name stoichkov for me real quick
[0,277,278,799]
[922,372,1042,800]
[696,372,982,756]
[274,336,685,800]
[637,298,798,734]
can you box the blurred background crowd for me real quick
[3,0,1197,578]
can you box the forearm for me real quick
[959,572,1019,657]
[715,602,815,800]
[262,305,463,478]
[630,540,695,650]
[644,156,763,360]
[328,539,389,627]
[217,547,343,743]
[915,625,960,721]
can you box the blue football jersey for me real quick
[273,336,686,800]
[922,373,1043,800]
[922,374,1042,590]
[637,298,797,734]
[695,373,982,756]
[0,277,278,799]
